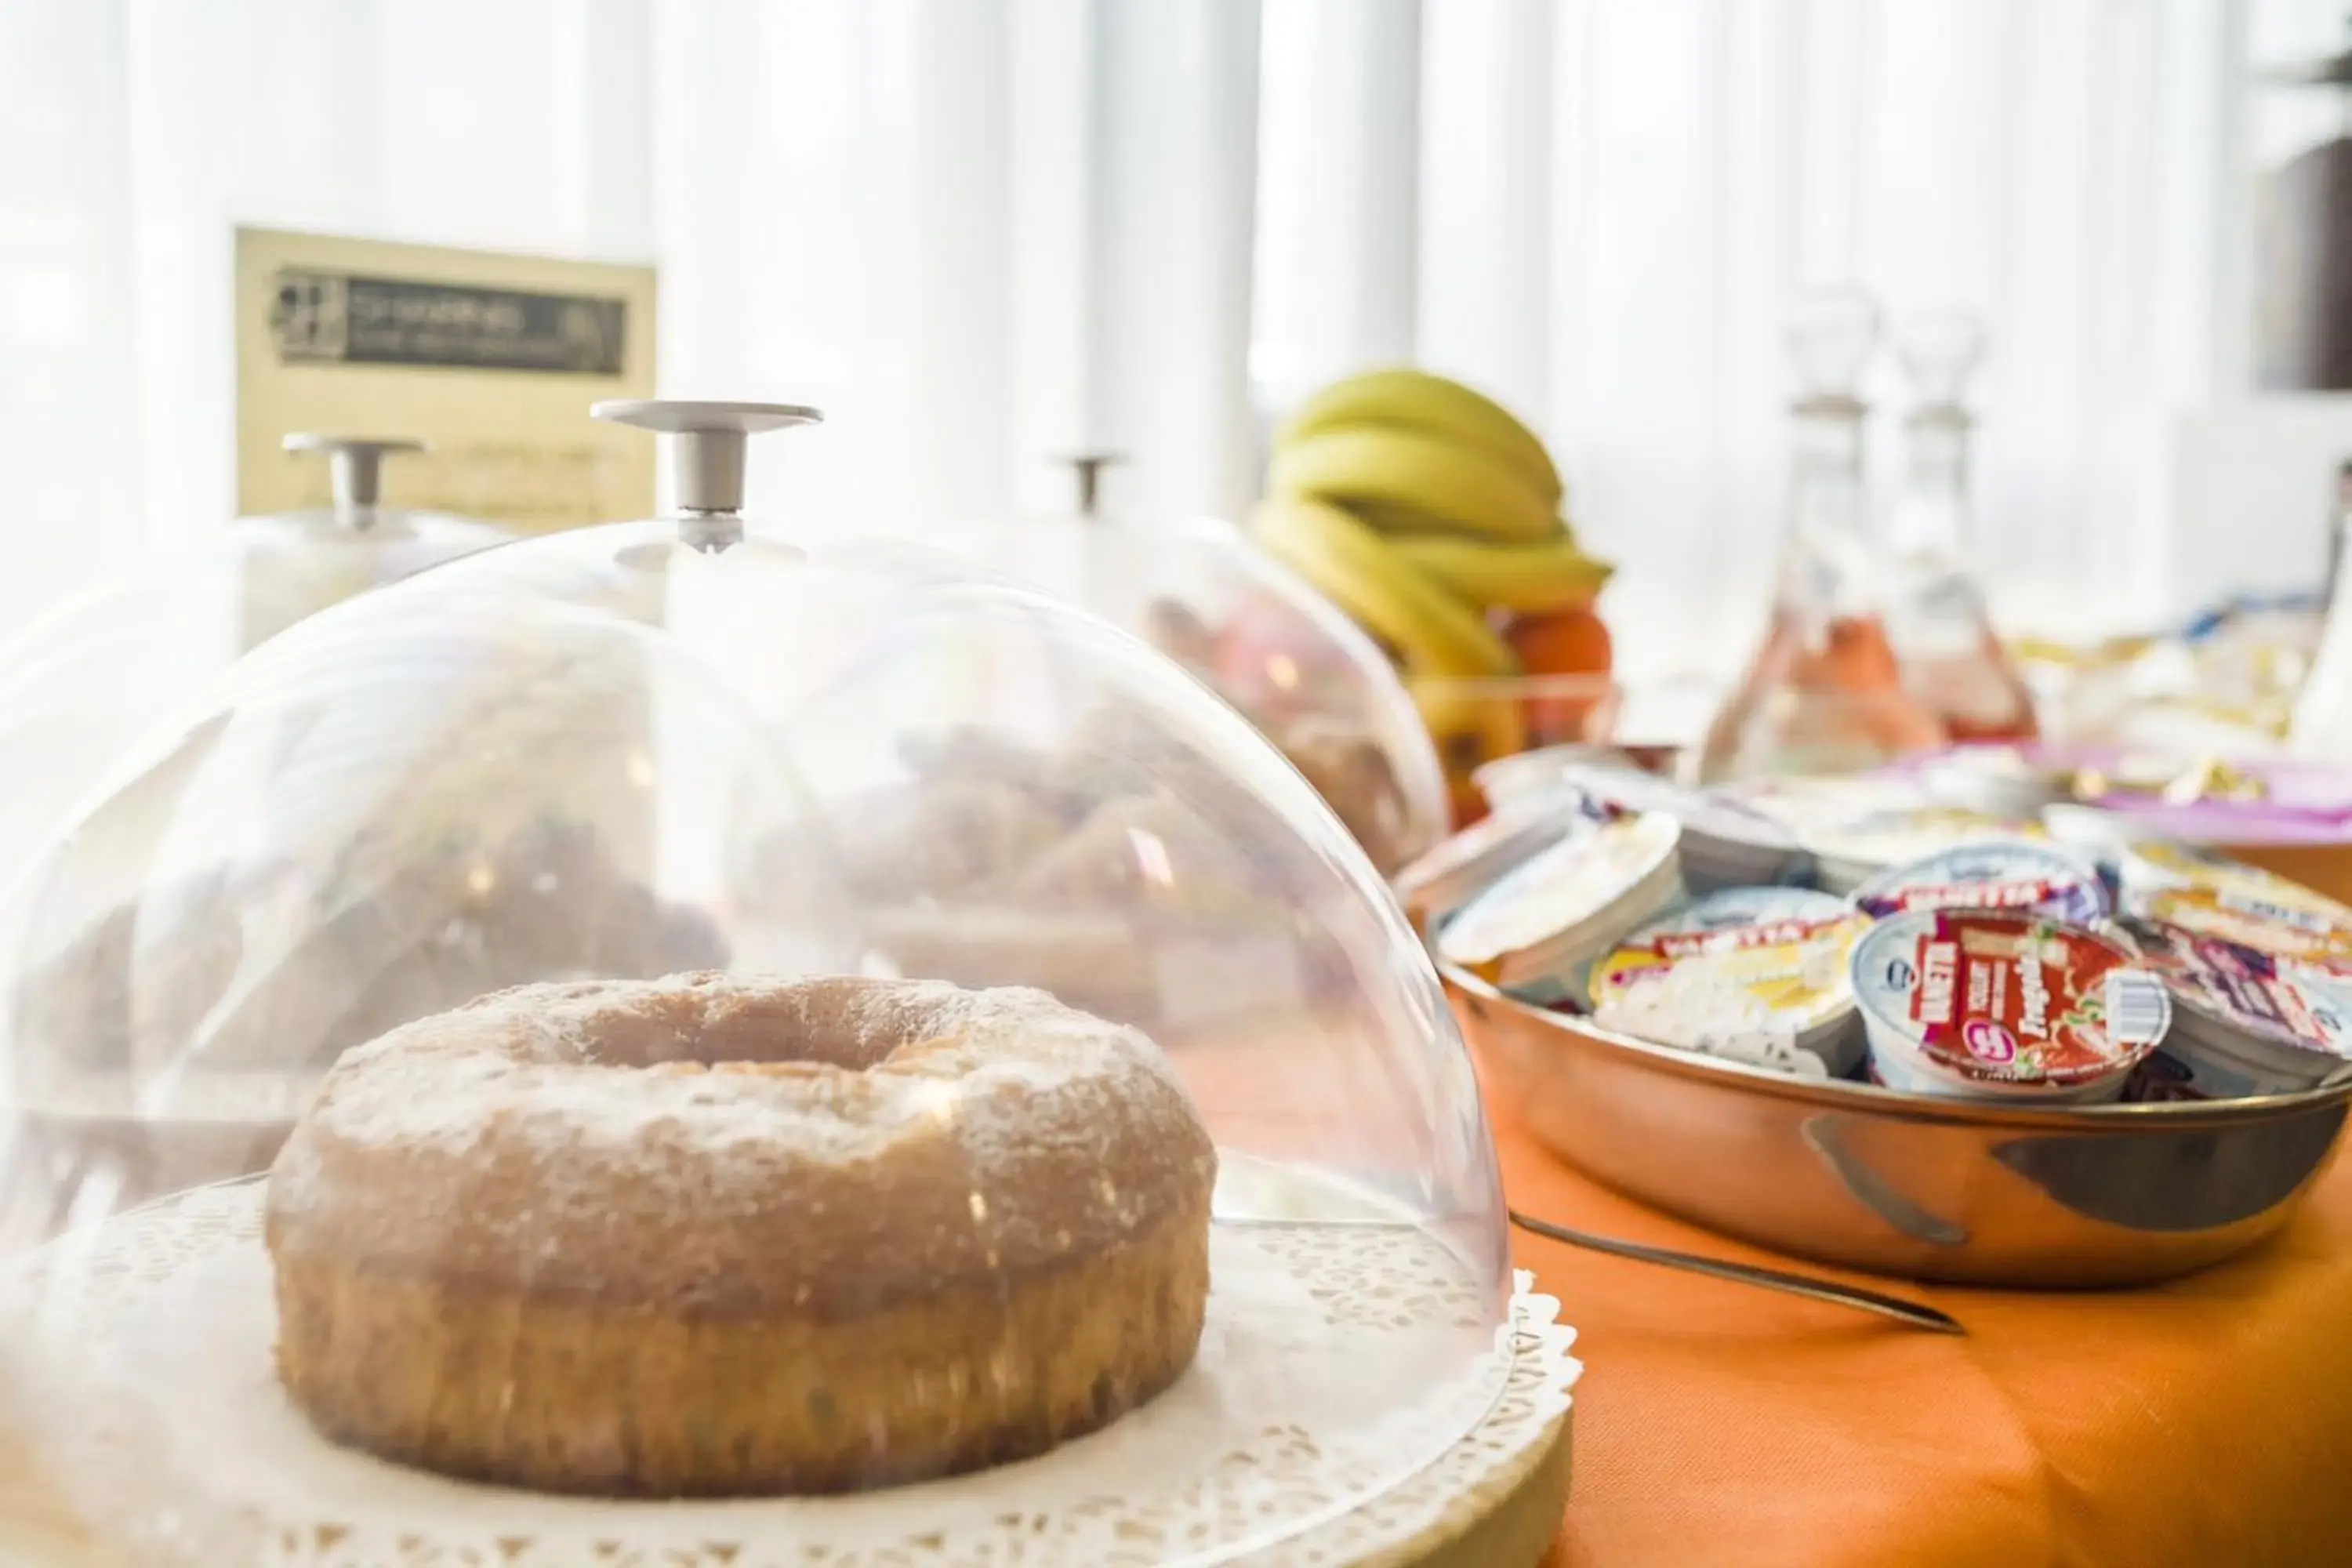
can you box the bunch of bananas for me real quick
[1250,368,1612,769]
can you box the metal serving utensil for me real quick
[1508,1209,1965,1334]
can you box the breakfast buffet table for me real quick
[1500,1096,2352,1566]
[8,1104,2343,1568]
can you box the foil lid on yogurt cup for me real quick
[1801,804,2040,887]
[1733,777,2035,895]
[1394,789,1597,926]
[1544,763,1799,851]
[1730,775,1929,837]
[1437,810,1683,993]
[1472,744,1637,813]
[1540,763,1808,892]
[1852,838,2111,926]
[2118,840,2352,970]
[1850,910,2169,1087]
[1915,744,2070,818]
[2118,916,2352,1062]
[1588,888,1865,1077]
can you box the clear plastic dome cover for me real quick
[0,404,1508,1564]
[0,436,510,883]
[957,492,1450,876]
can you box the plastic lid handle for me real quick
[282,434,426,524]
[593,399,823,516]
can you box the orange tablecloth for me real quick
[1503,1106,2352,1566]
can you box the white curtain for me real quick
[655,0,1263,532]
[0,0,673,625]
[1258,0,2240,681]
[0,0,2242,687]
[0,0,1266,635]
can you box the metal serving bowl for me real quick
[1428,915,2352,1289]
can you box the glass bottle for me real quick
[1879,310,2038,742]
[2292,464,2352,758]
[2325,459,2352,607]
[1697,289,1944,782]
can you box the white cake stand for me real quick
[0,1181,1579,1567]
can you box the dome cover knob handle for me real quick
[282,433,426,524]
[1056,451,1127,517]
[593,399,824,517]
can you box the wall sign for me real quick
[237,228,656,532]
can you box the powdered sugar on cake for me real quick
[265,973,1215,1310]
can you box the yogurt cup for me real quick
[2121,1051,2207,1104]
[1915,745,2071,819]
[1438,811,1685,1004]
[1472,744,1637,812]
[1799,805,2044,897]
[1527,761,1811,893]
[2118,916,2352,1097]
[1731,776,2034,895]
[2117,840,2352,971]
[1587,887,1867,1077]
[1851,838,2111,927]
[2038,805,2132,903]
[1393,789,1594,928]
[1730,775,1931,837]
[1849,910,2169,1103]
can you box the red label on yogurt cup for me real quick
[1653,914,1851,960]
[1883,877,2060,914]
[1854,911,2162,1086]
[1962,1018,2017,1064]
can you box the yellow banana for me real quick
[1390,534,1613,613]
[1410,675,1527,764]
[1270,426,1559,546]
[1250,497,1515,678]
[1350,498,1577,549]
[1277,368,1563,505]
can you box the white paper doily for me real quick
[0,1180,1580,1567]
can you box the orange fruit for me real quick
[1506,608,1613,742]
